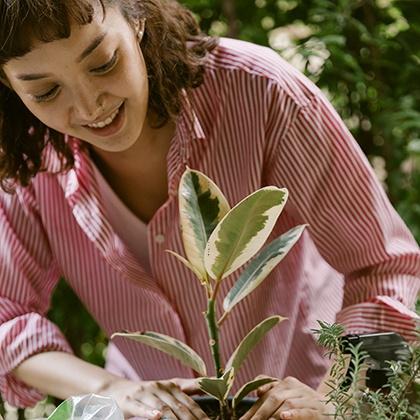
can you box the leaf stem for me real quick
[205,297,223,377]
[218,311,229,327]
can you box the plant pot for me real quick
[193,396,257,419]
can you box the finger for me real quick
[257,378,279,397]
[240,397,264,420]
[240,393,284,420]
[132,392,175,419]
[247,393,286,419]
[170,386,209,419]
[155,382,207,419]
[279,396,327,412]
[279,408,320,419]
[124,400,162,419]
[258,377,298,396]
[168,388,208,420]
[170,378,202,395]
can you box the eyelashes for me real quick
[32,50,120,103]
[90,49,119,74]
[33,85,60,102]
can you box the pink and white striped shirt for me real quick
[1,38,419,407]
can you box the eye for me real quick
[33,85,60,103]
[91,50,119,75]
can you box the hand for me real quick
[170,378,202,396]
[99,378,209,419]
[240,376,334,420]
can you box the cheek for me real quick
[24,102,68,132]
[118,51,149,98]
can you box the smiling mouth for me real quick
[84,102,126,137]
[84,102,124,128]
[87,107,121,128]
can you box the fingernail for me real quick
[281,412,292,419]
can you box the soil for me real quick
[194,396,256,419]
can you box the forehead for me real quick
[4,6,125,75]
[0,0,96,65]
[0,1,131,68]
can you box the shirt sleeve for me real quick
[0,184,73,407]
[264,83,420,342]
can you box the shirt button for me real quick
[155,234,165,244]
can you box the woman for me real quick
[0,0,419,419]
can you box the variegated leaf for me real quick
[166,250,205,283]
[198,368,235,402]
[179,169,230,280]
[112,331,207,376]
[232,377,277,410]
[223,225,307,313]
[204,187,288,280]
[226,316,285,374]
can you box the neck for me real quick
[90,117,176,179]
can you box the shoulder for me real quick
[204,37,323,109]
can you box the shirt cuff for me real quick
[0,313,73,407]
[336,295,419,342]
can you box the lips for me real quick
[84,102,125,137]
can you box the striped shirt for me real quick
[1,38,419,408]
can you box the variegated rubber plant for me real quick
[113,168,306,418]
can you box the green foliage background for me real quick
[1,0,419,414]
[49,0,420,372]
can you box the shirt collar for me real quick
[180,89,206,142]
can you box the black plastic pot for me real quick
[194,396,257,419]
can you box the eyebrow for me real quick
[16,32,107,81]
[77,32,107,63]
[17,73,51,81]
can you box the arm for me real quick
[14,352,206,419]
[13,352,119,401]
[246,82,420,420]
[0,184,72,407]
[265,86,420,340]
[0,186,207,419]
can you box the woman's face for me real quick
[3,6,149,153]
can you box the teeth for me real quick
[87,107,120,129]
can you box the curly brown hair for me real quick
[0,0,218,192]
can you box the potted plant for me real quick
[113,168,306,419]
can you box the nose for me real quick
[71,83,104,124]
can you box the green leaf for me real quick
[198,368,235,402]
[205,187,288,280]
[232,377,277,410]
[112,331,207,376]
[223,225,307,313]
[48,399,73,420]
[179,169,230,280]
[226,316,285,374]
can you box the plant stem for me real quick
[219,400,227,420]
[206,297,223,377]
[389,359,420,420]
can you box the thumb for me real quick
[171,377,202,395]
[256,375,278,397]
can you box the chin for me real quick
[92,137,139,153]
